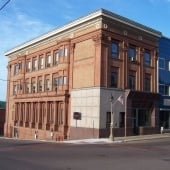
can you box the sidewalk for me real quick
[63,133,170,144]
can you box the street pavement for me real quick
[1,133,169,145]
[0,136,170,170]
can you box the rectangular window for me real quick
[129,71,136,90]
[32,58,37,71]
[165,60,170,71]
[111,41,119,58]
[63,76,67,85]
[58,76,63,85]
[159,84,164,95]
[144,50,151,66]
[13,85,17,95]
[38,80,42,92]
[138,109,151,126]
[25,82,30,94]
[119,112,125,127]
[106,112,111,128]
[128,46,136,61]
[159,58,165,69]
[111,68,118,88]
[46,79,50,91]
[144,74,151,92]
[46,55,51,67]
[53,77,58,91]
[32,82,36,93]
[14,64,19,75]
[26,61,31,72]
[165,85,170,96]
[39,56,44,69]
[54,52,59,65]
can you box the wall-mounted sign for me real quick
[73,112,81,120]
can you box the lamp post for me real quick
[109,94,114,141]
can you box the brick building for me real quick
[4,9,161,140]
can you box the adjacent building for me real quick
[4,9,161,140]
[0,101,6,136]
[159,36,170,130]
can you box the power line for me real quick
[0,0,11,11]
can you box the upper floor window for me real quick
[46,54,51,68]
[111,67,119,88]
[111,41,119,59]
[45,79,50,91]
[59,48,68,57]
[25,82,30,94]
[31,80,36,93]
[54,51,59,65]
[165,85,170,96]
[38,80,43,92]
[159,58,165,69]
[39,56,44,69]
[129,71,136,90]
[32,58,37,71]
[26,61,31,72]
[13,84,17,95]
[128,46,136,61]
[144,50,151,66]
[144,74,151,92]
[166,60,170,71]
[14,64,19,75]
[63,76,67,85]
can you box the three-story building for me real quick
[4,9,161,140]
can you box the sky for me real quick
[0,0,170,101]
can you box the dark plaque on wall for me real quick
[73,112,81,120]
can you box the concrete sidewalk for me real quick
[63,133,170,144]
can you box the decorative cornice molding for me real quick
[4,8,162,57]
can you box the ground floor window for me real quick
[119,112,125,127]
[160,111,170,129]
[106,112,111,128]
[138,109,151,126]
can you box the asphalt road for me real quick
[0,137,170,170]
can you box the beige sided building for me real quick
[4,9,161,140]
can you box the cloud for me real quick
[0,9,54,101]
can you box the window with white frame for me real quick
[25,82,30,94]
[26,61,31,72]
[38,79,43,92]
[32,81,36,93]
[46,55,51,67]
[54,51,59,65]
[32,58,37,71]
[63,76,67,85]
[13,84,17,95]
[46,79,50,91]
[39,56,44,69]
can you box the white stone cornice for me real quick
[4,8,162,57]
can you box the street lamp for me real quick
[109,94,114,141]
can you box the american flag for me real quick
[117,95,124,105]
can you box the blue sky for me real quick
[0,0,170,101]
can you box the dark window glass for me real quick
[128,46,136,61]
[144,51,151,66]
[129,74,136,90]
[144,74,151,92]
[111,71,118,87]
[111,42,119,58]
[159,58,165,69]
[106,112,111,128]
